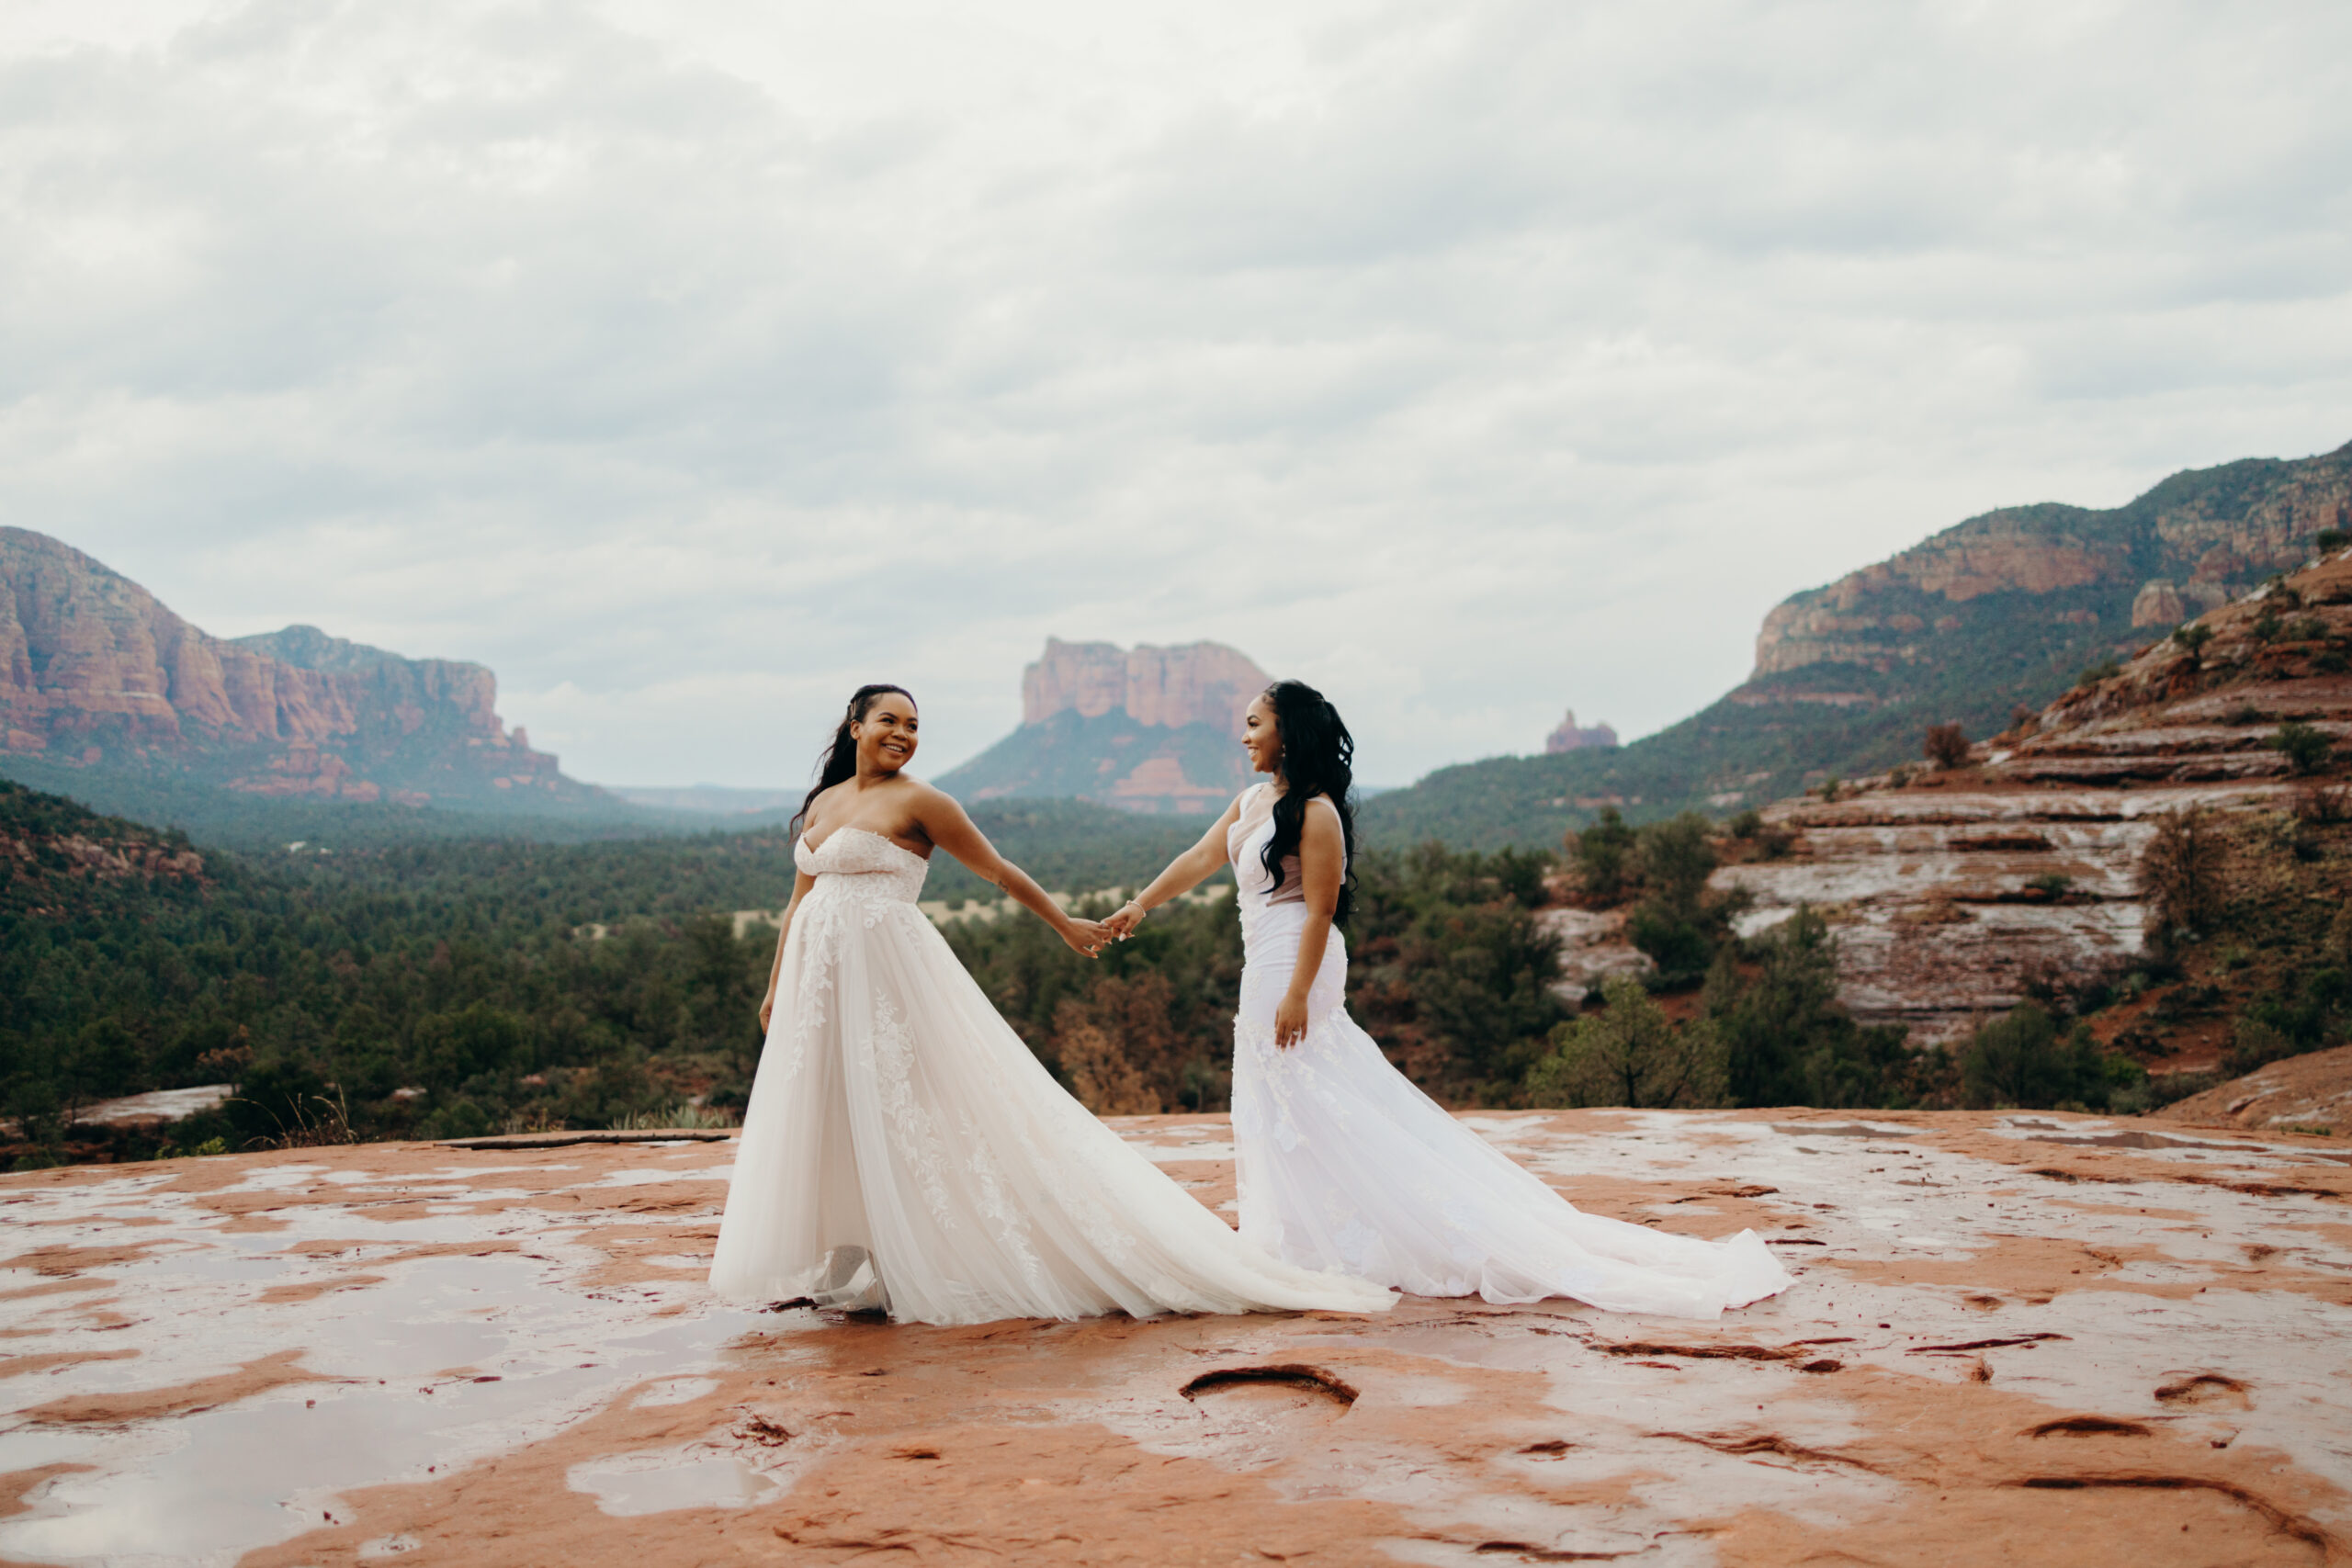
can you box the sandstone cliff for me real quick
[1359,437,2352,851]
[0,528,594,811]
[1022,637,1268,731]
[1746,443,2352,691]
[938,638,1272,815]
[1714,543,2352,1048]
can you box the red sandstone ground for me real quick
[1,1110,2347,1566]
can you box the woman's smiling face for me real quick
[853,692,920,773]
[1241,693,1282,776]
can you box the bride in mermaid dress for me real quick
[708,683,1394,1325]
[1104,682,1792,1320]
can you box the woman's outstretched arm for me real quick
[757,868,819,1032]
[913,785,1108,955]
[1102,793,1247,940]
[1273,797,1345,1048]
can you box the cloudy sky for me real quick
[4,1,2348,787]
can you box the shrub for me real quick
[2172,624,2214,667]
[2223,1018,2300,1077]
[1567,807,1636,903]
[2076,655,2122,687]
[1629,903,1715,983]
[2288,615,2330,642]
[1726,808,1764,840]
[1633,814,1716,912]
[2029,873,2074,899]
[1526,975,1726,1110]
[1705,908,1920,1108]
[223,1058,345,1148]
[1924,721,1971,771]
[2231,968,2348,1067]
[1625,813,1730,985]
[2293,779,2352,824]
[2269,720,2335,775]
[2252,609,2283,644]
[1052,970,1189,1115]
[2320,528,2349,555]
[2140,807,2226,935]
[1960,1005,2116,1111]
[1405,902,1571,1100]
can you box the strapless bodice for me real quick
[795,828,931,905]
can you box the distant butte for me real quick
[937,637,1271,816]
[1544,709,1619,754]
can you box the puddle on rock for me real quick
[0,1251,765,1565]
[568,1447,784,1516]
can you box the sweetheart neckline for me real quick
[799,824,931,863]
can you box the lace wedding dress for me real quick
[709,827,1396,1325]
[1227,785,1792,1319]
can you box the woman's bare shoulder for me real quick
[899,775,960,811]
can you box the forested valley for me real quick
[5,773,2202,1171]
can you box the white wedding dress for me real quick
[709,827,1395,1325]
[1226,784,1792,1319]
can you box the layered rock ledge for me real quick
[3,1111,2347,1565]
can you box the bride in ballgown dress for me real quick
[1104,682,1792,1320]
[709,683,1394,1325]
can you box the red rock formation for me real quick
[1746,442,2352,690]
[1717,545,2352,1043]
[1021,637,1270,730]
[1544,709,1619,754]
[939,638,1272,814]
[0,527,584,807]
[1751,525,2138,678]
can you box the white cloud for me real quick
[2,0,2348,787]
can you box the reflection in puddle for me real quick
[632,1377,719,1407]
[0,1250,763,1566]
[568,1448,783,1516]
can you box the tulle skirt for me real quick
[709,876,1395,1325]
[1230,902,1791,1319]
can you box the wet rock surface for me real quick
[2162,1045,2352,1136]
[3,1111,2348,1565]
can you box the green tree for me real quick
[2141,807,2226,936]
[1527,975,1726,1109]
[1704,908,1919,1108]
[1624,812,1733,985]
[2269,720,2334,776]
[1567,807,1636,902]
[1959,1004,2115,1110]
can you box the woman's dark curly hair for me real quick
[792,683,914,838]
[1261,679,1357,928]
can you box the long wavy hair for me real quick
[791,683,915,838]
[1261,679,1358,928]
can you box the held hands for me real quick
[1102,901,1146,942]
[1060,917,1114,957]
[1273,992,1309,1050]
